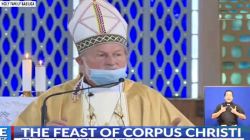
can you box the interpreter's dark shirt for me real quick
[214,102,245,126]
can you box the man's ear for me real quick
[75,56,88,76]
[75,56,83,65]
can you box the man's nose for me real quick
[105,55,116,66]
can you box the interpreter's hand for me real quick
[231,106,237,114]
[46,120,67,126]
[220,105,226,113]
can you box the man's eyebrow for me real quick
[96,50,106,53]
[95,49,123,53]
[114,49,123,53]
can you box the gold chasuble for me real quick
[13,77,193,126]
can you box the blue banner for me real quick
[0,126,11,140]
[12,127,250,139]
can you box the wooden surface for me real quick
[169,99,204,126]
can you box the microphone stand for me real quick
[41,78,124,126]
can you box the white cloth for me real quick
[81,82,129,126]
[0,97,36,126]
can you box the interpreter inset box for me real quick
[204,86,250,126]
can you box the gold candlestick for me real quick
[23,91,32,97]
[36,91,43,97]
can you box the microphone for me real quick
[119,78,124,82]
[88,92,94,97]
[41,78,125,126]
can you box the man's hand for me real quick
[231,106,238,114]
[230,106,246,119]
[220,105,226,113]
[211,105,227,119]
[170,117,181,126]
[46,120,67,126]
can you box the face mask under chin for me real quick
[86,67,127,85]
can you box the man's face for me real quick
[77,43,128,72]
[224,91,233,103]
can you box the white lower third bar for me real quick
[14,138,244,140]
[0,1,36,7]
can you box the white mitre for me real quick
[68,0,128,55]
